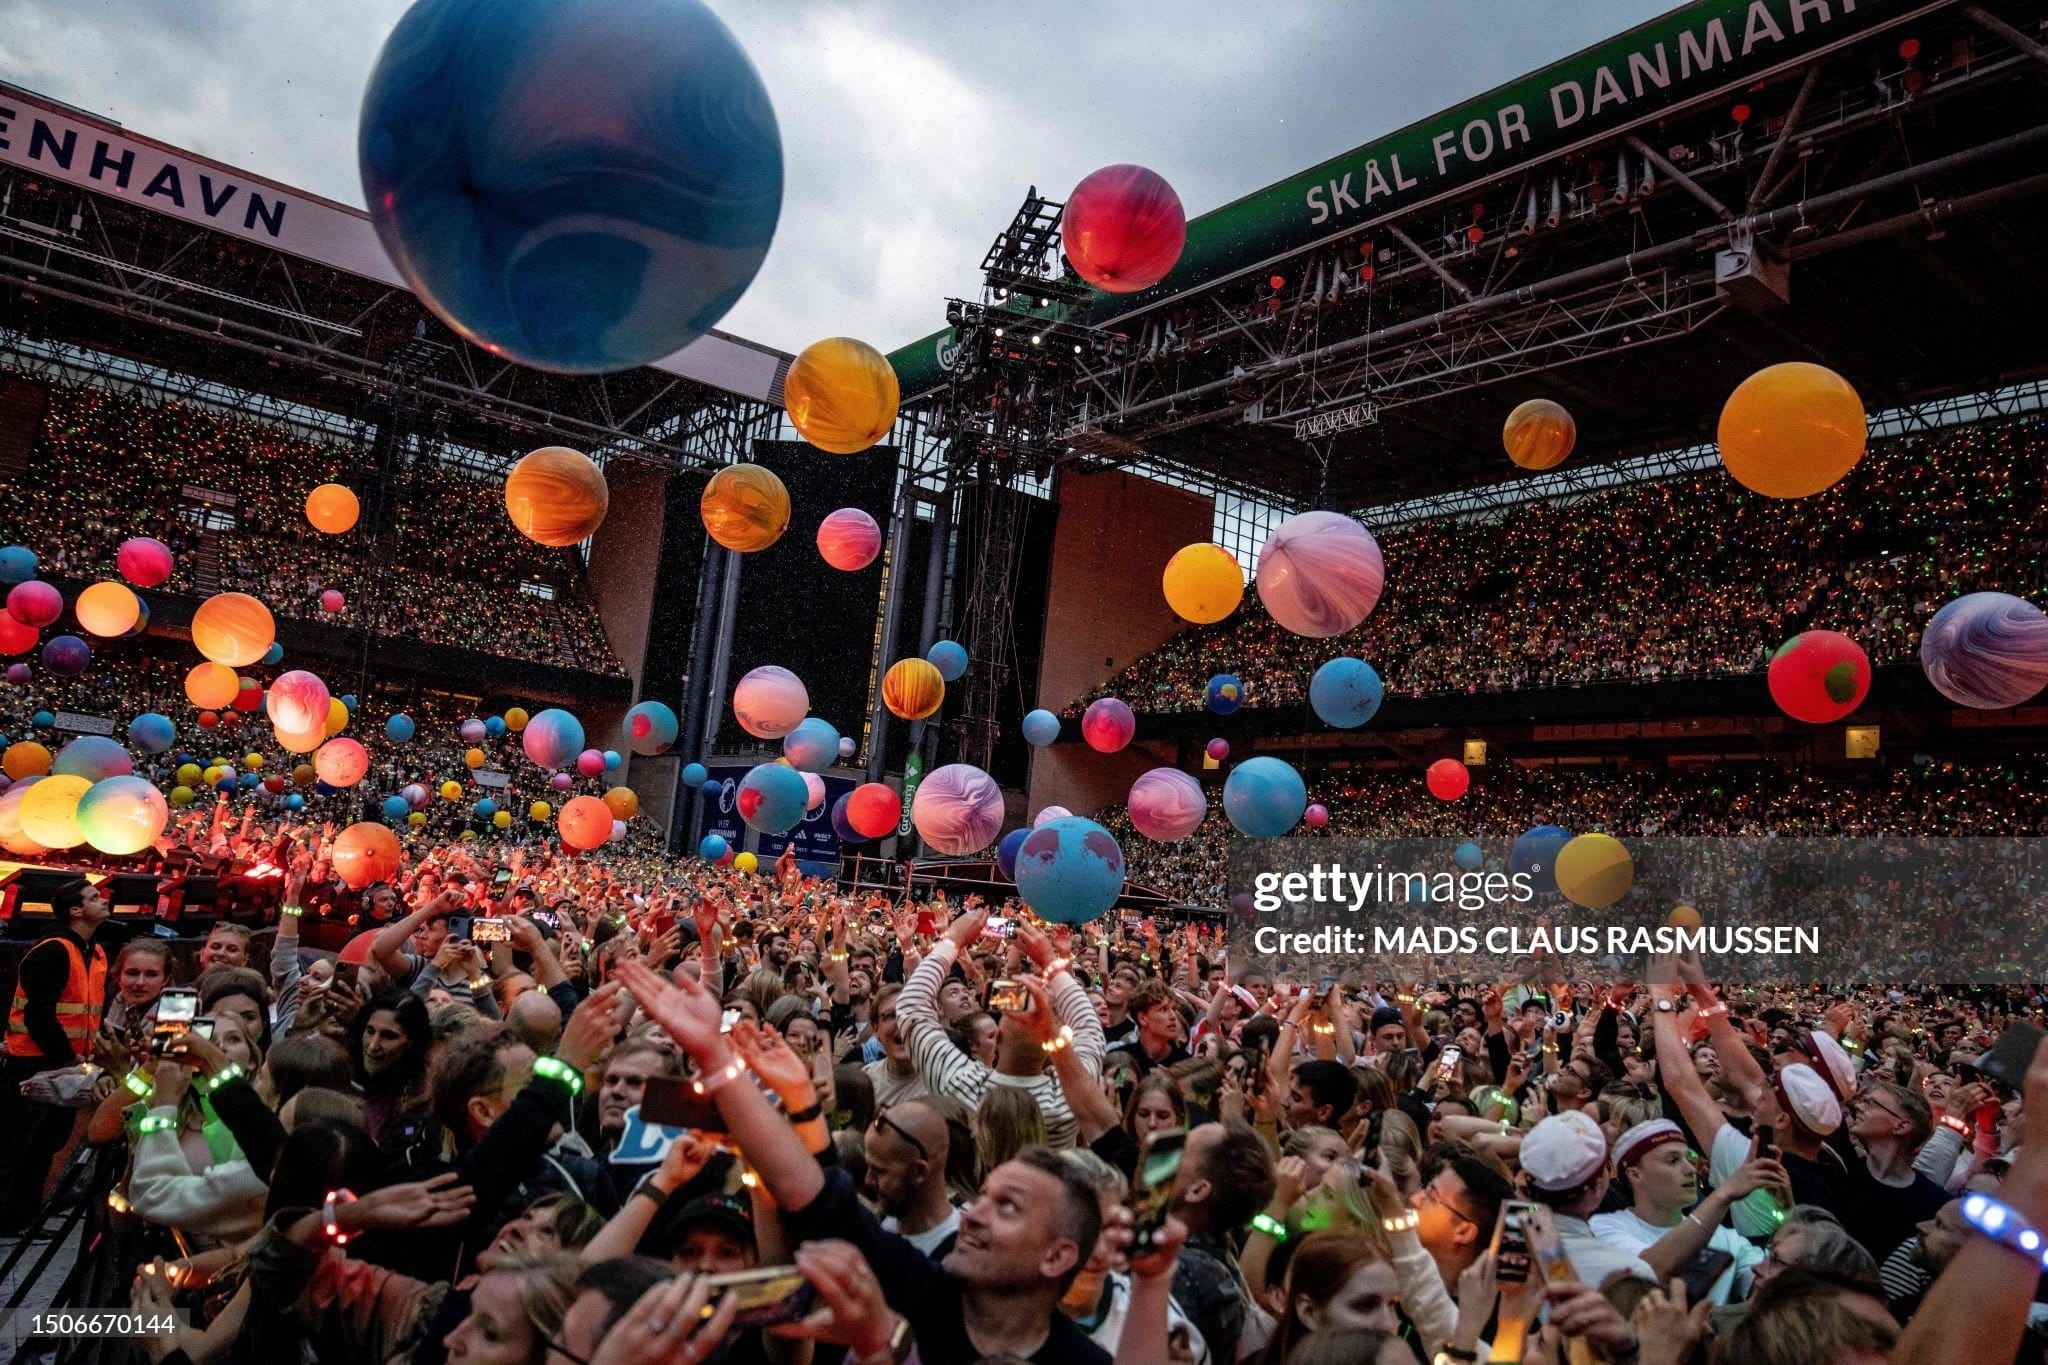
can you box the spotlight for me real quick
[1073,344,1083,354]
[994,327,1005,338]
[1037,297,1049,307]
[995,287,1009,300]
[1032,334,1042,346]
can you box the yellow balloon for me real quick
[603,786,639,820]
[529,801,552,822]
[243,753,264,771]
[1555,833,1635,909]
[461,828,478,841]
[493,809,513,829]
[408,811,427,827]
[440,780,463,802]
[1503,399,1577,470]
[785,338,901,454]
[1161,543,1244,624]
[465,748,486,769]
[701,463,791,553]
[324,697,350,735]
[170,786,196,808]
[505,708,530,732]
[1717,362,1866,498]
[1668,905,1702,930]
[75,581,141,637]
[175,763,202,786]
[21,773,91,849]
[882,658,945,721]
[735,851,759,873]
[505,446,609,547]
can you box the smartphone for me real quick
[641,1075,729,1133]
[1491,1203,1533,1288]
[1678,1247,1735,1305]
[189,1017,217,1040]
[720,1008,742,1035]
[493,869,513,886]
[152,986,200,1053]
[651,910,677,938]
[1132,1129,1187,1256]
[471,918,513,944]
[1519,1202,1576,1285]
[700,1267,817,1329]
[1973,1021,2047,1091]
[446,914,473,942]
[1753,1123,1776,1156]
[983,916,1016,940]
[989,980,1028,1013]
[1436,1045,1463,1082]
[1316,974,1336,1003]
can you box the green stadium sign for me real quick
[889,0,1939,398]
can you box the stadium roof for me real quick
[890,0,2048,510]
[0,82,791,472]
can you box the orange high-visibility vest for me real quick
[5,936,108,1060]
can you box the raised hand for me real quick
[770,1240,902,1358]
[558,980,629,1071]
[616,959,726,1065]
[591,1272,738,1365]
[728,1019,811,1098]
[349,1172,477,1232]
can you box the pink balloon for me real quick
[6,581,62,629]
[265,670,330,737]
[1206,738,1229,761]
[320,588,345,613]
[116,537,175,588]
[816,507,882,571]
[1081,697,1135,753]
[576,749,605,777]
[1304,803,1330,828]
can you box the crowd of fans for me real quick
[1079,416,2048,714]
[3,817,2045,1365]
[5,378,627,676]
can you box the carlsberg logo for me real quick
[936,334,961,372]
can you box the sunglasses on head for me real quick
[870,1107,929,1161]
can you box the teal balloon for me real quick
[31,711,54,728]
[1021,710,1060,746]
[54,736,133,781]
[927,640,968,683]
[383,795,411,821]
[475,798,498,819]
[603,749,623,772]
[736,762,807,834]
[682,762,709,788]
[625,699,679,754]
[386,714,416,742]
[1455,841,1484,871]
[1222,756,1307,838]
[357,0,784,373]
[1309,657,1383,729]
[485,715,507,737]
[262,642,285,666]
[0,546,36,584]
[1013,817,1125,925]
[699,833,729,861]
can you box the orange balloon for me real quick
[306,483,361,534]
[75,581,141,637]
[603,785,639,820]
[1503,399,1576,470]
[785,338,901,454]
[701,463,791,553]
[274,721,326,755]
[191,593,275,667]
[882,657,945,721]
[1718,362,1867,498]
[3,741,52,780]
[558,794,614,851]
[185,662,241,709]
[332,822,402,890]
[505,446,609,547]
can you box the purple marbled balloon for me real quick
[1920,591,2048,709]
[1255,510,1385,638]
[1033,804,1072,828]
[910,762,1004,855]
[1128,767,1207,842]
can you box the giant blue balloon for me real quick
[736,762,807,834]
[995,827,1029,882]
[383,794,411,822]
[681,762,709,788]
[358,0,784,374]
[54,736,133,782]
[782,717,840,773]
[42,635,90,677]
[0,546,36,585]
[1510,825,1571,896]
[386,713,416,743]
[1014,817,1125,925]
[1021,709,1061,747]
[1222,756,1307,838]
[625,699,679,755]
[128,713,177,755]
[698,833,729,862]
[927,640,968,683]
[485,715,507,738]
[1309,657,1383,729]
[475,798,498,819]
[829,792,862,843]
[1454,840,1484,871]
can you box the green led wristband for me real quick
[280,904,305,919]
[1250,1212,1288,1241]
[203,1063,247,1094]
[533,1056,585,1095]
[137,1115,174,1135]
[123,1070,153,1098]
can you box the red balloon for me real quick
[845,782,902,840]
[0,609,37,656]
[6,581,62,629]
[197,711,219,729]
[116,537,175,588]
[1063,165,1187,294]
[558,794,613,851]
[1426,759,1470,801]
[331,822,401,890]
[1767,630,1870,724]
[314,738,370,788]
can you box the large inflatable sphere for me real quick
[191,593,275,667]
[1510,825,1572,896]
[701,462,791,552]
[1767,631,1870,724]
[1128,767,1207,842]
[53,736,133,783]
[358,0,782,373]
[1081,697,1135,753]
[1063,164,1186,293]
[333,822,403,889]
[1717,362,1867,499]
[1309,657,1384,729]
[521,708,586,769]
[1162,543,1244,625]
[927,640,969,684]
[734,665,809,739]
[77,776,170,856]
[882,658,945,722]
[1207,674,1243,715]
[1021,709,1061,746]
[1920,591,2048,710]
[1222,757,1306,838]
[785,337,900,454]
[1503,399,1576,470]
[910,763,1004,855]
[625,700,679,755]
[1256,511,1385,638]
[782,717,840,773]
[1014,817,1125,925]
[816,507,882,571]
[505,447,609,546]
[736,762,808,835]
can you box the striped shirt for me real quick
[897,941,1106,1148]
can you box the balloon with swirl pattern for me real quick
[1256,511,1385,639]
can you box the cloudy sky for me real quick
[4,0,1674,355]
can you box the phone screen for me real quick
[641,1075,729,1133]
[983,917,1015,940]
[1436,1046,1462,1080]
[471,919,513,944]
[156,989,198,1026]
[1491,1202,1533,1287]
[1132,1130,1187,1255]
[494,870,513,886]
[989,980,1028,1013]
[701,1267,816,1329]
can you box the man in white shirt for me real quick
[1518,1111,1656,1289]
[1590,1119,1775,1305]
[867,1096,961,1260]
[863,983,928,1109]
